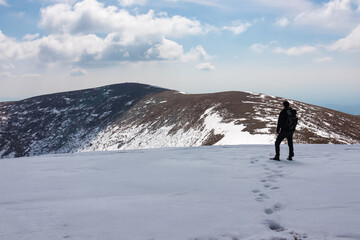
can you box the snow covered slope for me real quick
[1,145,359,240]
[0,83,166,157]
[1,83,360,158]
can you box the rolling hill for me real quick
[1,83,359,158]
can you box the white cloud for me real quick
[1,63,15,69]
[195,62,215,71]
[250,43,268,53]
[43,0,78,3]
[328,24,360,52]
[146,38,183,60]
[0,0,211,66]
[222,21,252,35]
[274,45,317,56]
[250,41,277,53]
[183,45,210,62]
[23,33,40,41]
[0,71,12,78]
[164,0,224,8]
[1,30,105,63]
[118,0,147,7]
[294,0,359,31]
[313,56,333,63]
[275,17,290,27]
[0,0,9,6]
[1,30,210,64]
[37,33,104,64]
[146,38,210,62]
[39,0,205,37]
[69,68,87,76]
[253,0,314,12]
[0,31,38,60]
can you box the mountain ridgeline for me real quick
[1,83,359,158]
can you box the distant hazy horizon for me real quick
[0,82,359,115]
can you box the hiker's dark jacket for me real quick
[276,107,292,133]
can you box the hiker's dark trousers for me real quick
[275,130,294,157]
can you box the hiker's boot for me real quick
[287,156,293,161]
[270,156,280,161]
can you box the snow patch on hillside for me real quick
[84,107,275,152]
[201,106,274,145]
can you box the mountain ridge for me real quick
[1,82,359,158]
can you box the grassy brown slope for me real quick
[114,90,360,145]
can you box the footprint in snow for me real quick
[256,192,270,202]
[250,157,259,163]
[264,203,284,215]
[264,183,272,188]
[264,208,274,215]
[262,181,280,190]
[273,202,284,211]
[266,174,283,181]
[266,220,285,232]
[252,188,261,193]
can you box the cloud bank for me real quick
[329,23,360,52]
[0,0,8,6]
[223,21,252,35]
[294,0,360,31]
[275,17,290,27]
[313,56,333,63]
[274,45,317,56]
[195,62,215,71]
[118,0,147,7]
[69,67,87,76]
[0,0,211,67]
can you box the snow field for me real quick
[0,145,360,240]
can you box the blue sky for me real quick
[0,0,360,113]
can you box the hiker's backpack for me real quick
[286,109,298,131]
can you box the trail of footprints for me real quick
[250,157,308,240]
[188,157,309,240]
[250,157,284,205]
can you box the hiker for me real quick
[271,100,297,161]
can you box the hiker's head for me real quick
[283,100,290,108]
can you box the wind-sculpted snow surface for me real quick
[1,83,360,158]
[0,145,359,240]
